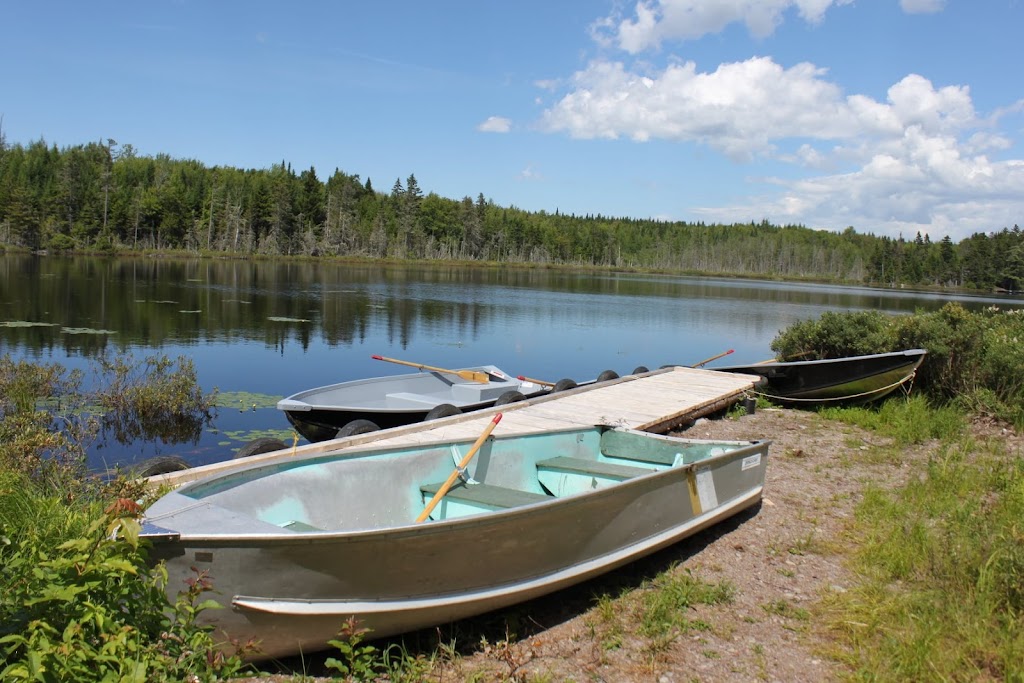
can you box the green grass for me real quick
[818,394,965,447]
[638,567,735,639]
[761,599,810,622]
[823,423,1024,680]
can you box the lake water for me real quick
[3,254,1021,471]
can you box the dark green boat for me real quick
[712,349,927,405]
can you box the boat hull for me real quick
[714,349,927,405]
[143,426,769,659]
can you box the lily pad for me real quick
[215,391,283,410]
[219,428,298,447]
[62,327,117,335]
[1,320,59,328]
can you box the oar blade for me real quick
[373,354,490,384]
[458,370,490,383]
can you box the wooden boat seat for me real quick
[536,456,653,481]
[420,482,550,510]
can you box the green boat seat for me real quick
[536,456,653,480]
[599,429,733,466]
[420,482,551,511]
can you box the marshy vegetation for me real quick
[1,304,1023,680]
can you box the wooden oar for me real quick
[416,413,503,523]
[692,349,734,368]
[516,375,555,387]
[371,355,490,384]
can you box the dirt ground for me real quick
[245,407,942,682]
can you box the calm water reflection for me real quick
[2,255,1021,469]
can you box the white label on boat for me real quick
[741,453,762,471]
[695,466,718,510]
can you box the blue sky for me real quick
[2,1,1021,243]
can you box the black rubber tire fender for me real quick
[131,455,190,477]
[552,378,578,392]
[596,369,620,382]
[494,390,527,405]
[234,437,288,459]
[632,365,650,374]
[424,403,462,421]
[336,419,381,438]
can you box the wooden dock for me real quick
[153,366,761,487]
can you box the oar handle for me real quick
[692,349,734,368]
[517,375,555,387]
[416,413,503,523]
[372,355,434,372]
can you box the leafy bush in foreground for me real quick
[0,474,249,681]
[0,353,242,681]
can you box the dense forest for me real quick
[0,135,1021,290]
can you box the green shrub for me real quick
[893,304,1024,425]
[770,310,897,360]
[0,352,240,681]
[0,486,249,681]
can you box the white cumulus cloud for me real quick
[553,0,1018,241]
[539,57,855,158]
[539,54,1023,240]
[594,0,856,53]
[477,116,512,133]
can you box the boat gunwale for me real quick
[714,348,927,372]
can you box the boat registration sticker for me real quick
[695,466,719,510]
[741,453,762,471]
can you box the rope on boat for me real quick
[749,369,919,405]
